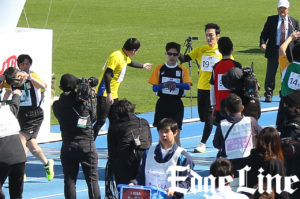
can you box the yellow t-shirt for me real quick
[188,44,233,90]
[96,49,132,99]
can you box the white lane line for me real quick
[30,186,105,199]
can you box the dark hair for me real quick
[3,67,19,85]
[225,93,242,113]
[205,23,221,35]
[17,54,32,67]
[210,158,233,187]
[59,73,77,92]
[108,99,136,122]
[256,127,284,163]
[123,38,140,51]
[157,118,179,134]
[292,44,300,62]
[218,37,233,56]
[165,42,181,53]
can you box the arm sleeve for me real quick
[152,84,163,92]
[128,61,143,68]
[103,68,113,94]
[175,83,190,90]
[179,54,192,63]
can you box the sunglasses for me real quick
[166,52,179,56]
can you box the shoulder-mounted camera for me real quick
[76,77,98,102]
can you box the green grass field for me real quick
[17,0,300,124]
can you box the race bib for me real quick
[20,82,32,106]
[217,74,229,91]
[288,72,300,90]
[161,77,180,95]
[201,56,220,72]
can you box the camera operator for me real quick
[0,68,26,199]
[221,66,261,120]
[280,90,300,199]
[52,74,100,199]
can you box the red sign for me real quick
[1,55,17,75]
[121,187,151,199]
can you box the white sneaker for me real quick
[194,142,206,153]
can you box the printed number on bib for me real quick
[201,56,219,72]
[218,74,229,91]
[288,72,300,90]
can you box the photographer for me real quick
[52,74,100,199]
[0,68,26,199]
[221,66,261,120]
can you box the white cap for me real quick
[278,0,290,8]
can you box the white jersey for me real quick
[145,145,183,190]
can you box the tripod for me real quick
[183,37,199,118]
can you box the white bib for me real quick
[201,55,220,72]
[217,74,229,91]
[161,77,180,95]
[221,117,253,159]
[287,72,300,90]
[145,145,183,190]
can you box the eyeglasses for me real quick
[166,52,179,56]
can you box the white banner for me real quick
[0,28,53,143]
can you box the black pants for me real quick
[0,162,25,199]
[264,53,279,97]
[60,141,100,199]
[153,97,184,129]
[93,96,118,139]
[197,89,213,144]
[112,149,145,185]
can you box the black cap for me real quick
[60,73,77,92]
[221,67,244,90]
[284,90,300,107]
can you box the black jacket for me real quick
[52,91,96,141]
[0,94,26,167]
[260,15,299,60]
[107,113,152,184]
[231,149,288,199]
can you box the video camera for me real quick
[222,63,259,99]
[76,77,98,102]
[186,36,198,42]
